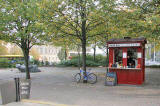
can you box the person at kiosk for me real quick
[127,55,135,68]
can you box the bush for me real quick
[145,65,160,68]
[31,59,40,65]
[0,58,12,68]
[57,54,107,67]
[16,60,25,65]
[45,61,50,66]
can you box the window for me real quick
[127,48,137,68]
[111,48,139,68]
[113,48,123,67]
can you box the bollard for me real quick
[14,78,20,102]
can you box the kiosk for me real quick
[107,37,147,85]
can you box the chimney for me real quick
[124,37,131,39]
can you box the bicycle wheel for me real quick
[88,73,97,84]
[74,73,81,83]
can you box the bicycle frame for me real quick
[74,68,97,84]
[80,69,90,80]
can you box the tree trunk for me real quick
[93,46,96,61]
[77,45,81,70]
[22,47,30,79]
[82,39,87,83]
[64,48,67,60]
[81,15,87,83]
[153,43,156,62]
[80,0,87,83]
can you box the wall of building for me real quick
[3,43,61,63]
[33,45,61,63]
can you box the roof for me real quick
[107,37,147,44]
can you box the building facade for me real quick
[33,45,61,63]
[3,42,61,63]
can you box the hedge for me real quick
[57,54,107,67]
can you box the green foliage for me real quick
[121,0,160,43]
[16,60,25,65]
[57,54,107,67]
[0,58,12,68]
[30,59,40,65]
[45,61,50,66]
[0,58,25,68]
[58,48,66,61]
[0,0,49,79]
[30,59,53,67]
[146,65,160,68]
[41,0,117,71]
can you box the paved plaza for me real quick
[0,67,160,106]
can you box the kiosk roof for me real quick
[107,37,147,43]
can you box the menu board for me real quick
[105,72,117,86]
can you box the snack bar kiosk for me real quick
[107,37,147,85]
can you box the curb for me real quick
[22,99,76,106]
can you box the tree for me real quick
[41,0,115,83]
[121,0,160,39]
[94,0,120,70]
[0,0,47,79]
[53,34,82,69]
[120,1,160,61]
[52,36,74,61]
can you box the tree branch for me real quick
[87,31,106,39]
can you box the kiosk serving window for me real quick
[127,48,137,68]
[113,48,123,67]
[112,48,138,68]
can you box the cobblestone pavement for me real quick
[0,67,160,106]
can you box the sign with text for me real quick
[109,43,141,47]
[105,72,117,86]
[19,79,31,99]
[123,52,127,58]
[138,52,142,58]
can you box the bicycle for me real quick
[74,68,97,84]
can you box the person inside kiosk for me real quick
[112,48,123,68]
[127,48,137,68]
[127,55,135,68]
